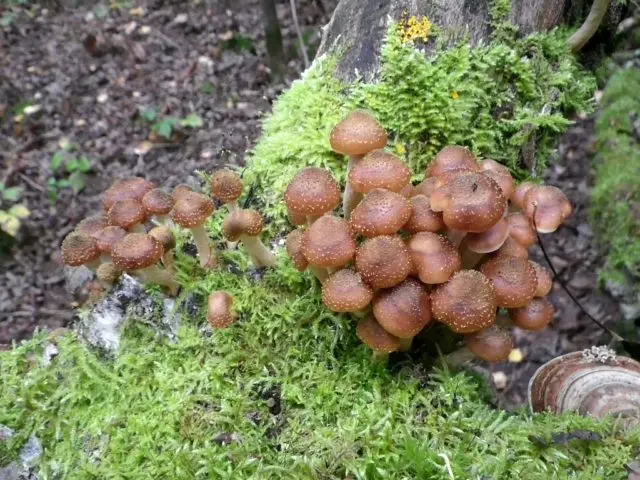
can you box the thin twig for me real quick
[290,0,310,69]
[18,172,44,192]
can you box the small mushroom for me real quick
[149,225,176,271]
[207,291,237,328]
[112,233,179,295]
[287,208,307,227]
[222,209,276,268]
[406,232,461,284]
[465,325,513,363]
[108,199,147,233]
[349,188,412,238]
[322,269,373,313]
[75,213,108,236]
[61,232,101,270]
[426,145,479,178]
[170,191,216,268]
[355,314,401,361]
[479,159,515,199]
[211,169,244,211]
[461,218,509,268]
[480,254,538,308]
[530,261,553,297]
[142,188,174,224]
[509,297,555,331]
[329,111,388,218]
[348,150,411,195]
[96,262,122,289]
[431,270,497,334]
[355,235,412,290]
[497,236,529,259]
[103,177,155,211]
[372,278,431,350]
[93,226,127,262]
[511,181,536,210]
[506,212,536,248]
[302,215,356,270]
[523,185,572,233]
[172,184,194,201]
[412,177,438,198]
[403,194,445,234]
[286,228,327,282]
[284,167,341,224]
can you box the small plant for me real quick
[48,148,93,203]
[0,182,29,237]
[139,107,204,141]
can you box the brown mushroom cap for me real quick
[355,235,412,289]
[399,183,413,198]
[404,194,446,234]
[406,232,461,284]
[430,172,506,232]
[530,261,553,297]
[350,188,412,237]
[412,177,438,198]
[170,191,215,228]
[148,225,176,252]
[348,150,411,193]
[431,270,497,333]
[222,209,264,242]
[108,199,147,230]
[284,167,341,217]
[479,159,515,199]
[207,291,237,328]
[523,185,572,233]
[509,297,554,331]
[511,181,536,210]
[172,184,194,201]
[506,212,536,248]
[329,110,387,157]
[497,236,529,259]
[465,325,513,362]
[480,254,538,308]
[286,229,308,271]
[142,188,174,216]
[96,262,122,286]
[322,269,373,312]
[355,314,401,354]
[93,226,127,254]
[75,214,108,237]
[111,233,163,271]
[464,218,509,254]
[426,145,480,178]
[61,232,100,266]
[103,177,155,211]
[302,215,356,268]
[211,169,244,203]
[372,278,431,338]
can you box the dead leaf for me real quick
[133,141,153,156]
[129,7,145,17]
[129,42,146,62]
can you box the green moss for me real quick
[591,68,640,283]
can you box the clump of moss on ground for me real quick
[590,67,640,285]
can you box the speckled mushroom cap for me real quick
[464,218,509,253]
[497,236,529,259]
[96,262,122,285]
[149,225,176,252]
[372,278,431,338]
[302,215,356,268]
[169,191,215,228]
[111,233,163,271]
[430,171,506,232]
[108,199,147,230]
[530,261,553,297]
[348,150,411,193]
[172,184,194,201]
[355,314,401,354]
[355,235,412,290]
[511,181,536,210]
[404,194,446,234]
[506,212,536,248]
[211,169,244,203]
[523,185,572,233]
[285,229,308,272]
[399,183,413,198]
[479,159,515,199]
[412,177,438,198]
[480,254,538,308]
[284,167,341,217]
[222,209,264,242]
[103,177,155,211]
[431,270,497,333]
[406,232,461,284]
[329,110,388,157]
[142,188,174,216]
[75,214,108,237]
[93,226,127,254]
[426,145,480,178]
[61,232,100,266]
[322,269,373,312]
[509,297,554,331]
[207,291,237,328]
[350,188,412,237]
[465,325,513,363]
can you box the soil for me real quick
[0,0,626,409]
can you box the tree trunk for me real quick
[317,0,621,82]
[261,0,286,81]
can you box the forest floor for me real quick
[0,0,625,409]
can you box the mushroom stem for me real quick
[447,229,466,247]
[567,0,610,52]
[86,258,101,272]
[240,235,277,268]
[138,264,179,296]
[306,215,321,225]
[309,265,329,283]
[190,225,215,268]
[151,214,168,225]
[398,337,413,352]
[343,156,364,219]
[371,351,390,363]
[226,201,239,213]
[99,254,112,263]
[442,346,476,366]
[131,224,146,234]
[460,247,485,270]
[162,250,175,272]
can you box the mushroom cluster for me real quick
[60,170,276,297]
[284,111,572,362]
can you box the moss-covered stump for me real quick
[3,14,639,480]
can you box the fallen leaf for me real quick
[129,7,145,17]
[134,141,153,156]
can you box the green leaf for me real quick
[51,151,66,172]
[0,215,20,236]
[154,118,178,140]
[141,108,157,122]
[57,179,71,189]
[0,13,14,28]
[1,186,24,202]
[180,113,203,129]
[66,158,79,173]
[9,204,30,219]
[77,156,92,173]
[68,172,87,194]
[200,81,215,95]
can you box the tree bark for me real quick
[317,0,620,82]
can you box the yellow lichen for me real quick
[398,15,433,44]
